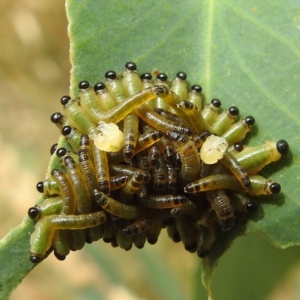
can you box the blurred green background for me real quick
[1,1,300,299]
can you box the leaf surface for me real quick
[66,0,300,292]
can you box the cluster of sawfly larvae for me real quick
[28,62,289,263]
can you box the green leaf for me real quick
[0,217,35,300]
[0,137,71,299]
[66,0,300,294]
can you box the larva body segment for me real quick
[229,192,258,215]
[63,155,91,214]
[154,107,191,128]
[167,131,200,186]
[122,62,143,96]
[201,99,221,125]
[235,140,288,174]
[184,174,242,194]
[187,85,202,110]
[135,130,164,154]
[177,100,209,133]
[170,72,188,101]
[98,85,170,124]
[152,152,168,193]
[247,175,281,195]
[93,189,144,219]
[110,175,129,191]
[136,104,193,135]
[92,144,110,194]
[221,116,255,145]
[205,189,235,232]
[122,210,162,236]
[197,225,216,258]
[136,194,188,209]
[140,73,154,90]
[61,97,98,136]
[104,71,127,104]
[210,106,239,136]
[78,81,104,124]
[28,197,63,220]
[121,63,142,162]
[30,211,107,263]
[220,151,251,189]
[61,125,81,153]
[123,113,139,162]
[78,148,98,198]
[51,169,76,215]
[119,171,149,203]
[94,82,118,111]
[37,180,60,195]
[52,230,71,261]
[175,215,198,252]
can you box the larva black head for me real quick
[270,182,281,194]
[28,207,40,219]
[156,73,168,81]
[125,245,132,251]
[171,232,181,243]
[245,202,258,214]
[276,140,289,155]
[50,143,58,155]
[191,85,202,93]
[30,255,43,264]
[245,116,255,126]
[56,147,67,158]
[36,181,44,193]
[60,95,71,106]
[103,237,113,243]
[78,81,90,90]
[125,62,137,71]
[234,142,243,152]
[211,98,221,107]
[228,106,239,116]
[94,82,106,91]
[86,234,93,244]
[54,251,66,261]
[220,217,236,232]
[176,72,187,80]
[105,70,117,80]
[50,112,63,124]
[185,243,197,253]
[141,73,152,80]
[197,249,209,258]
[110,239,119,248]
[147,237,158,245]
[61,125,72,136]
